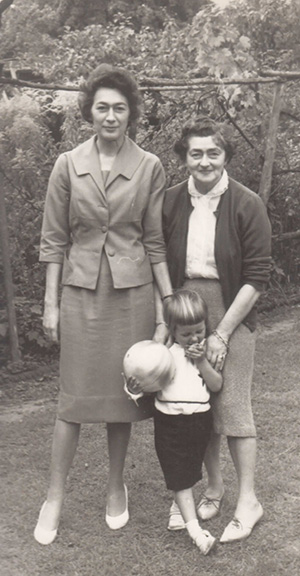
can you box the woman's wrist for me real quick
[212,329,229,350]
[161,294,173,302]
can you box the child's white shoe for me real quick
[192,529,216,555]
[186,520,216,555]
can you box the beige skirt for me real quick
[57,254,154,423]
[183,278,256,437]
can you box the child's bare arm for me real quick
[185,341,223,392]
[197,357,223,392]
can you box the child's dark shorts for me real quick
[154,407,213,492]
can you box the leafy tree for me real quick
[0,93,58,355]
[227,0,300,69]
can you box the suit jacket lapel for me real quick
[70,135,107,202]
[105,136,145,188]
[70,135,145,202]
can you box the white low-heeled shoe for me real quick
[105,485,129,530]
[34,502,58,545]
[220,503,263,543]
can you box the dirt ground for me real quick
[1,305,300,576]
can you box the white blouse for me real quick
[185,170,229,279]
[154,343,210,415]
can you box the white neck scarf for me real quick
[188,169,229,202]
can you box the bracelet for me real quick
[155,321,168,327]
[212,330,229,350]
[161,294,173,302]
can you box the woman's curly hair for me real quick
[174,116,235,163]
[78,64,142,126]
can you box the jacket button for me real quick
[107,250,115,257]
[101,226,107,233]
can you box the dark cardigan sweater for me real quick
[162,178,272,332]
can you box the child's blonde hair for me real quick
[163,289,208,336]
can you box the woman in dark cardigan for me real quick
[158,117,272,542]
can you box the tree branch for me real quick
[280,110,300,123]
[272,230,300,242]
[273,168,300,175]
[217,98,265,162]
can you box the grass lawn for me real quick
[1,306,300,576]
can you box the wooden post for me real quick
[258,82,284,205]
[0,179,22,362]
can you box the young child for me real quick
[125,289,222,555]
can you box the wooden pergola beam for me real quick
[258,82,284,205]
[0,74,298,93]
[261,69,300,79]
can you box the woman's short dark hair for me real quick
[78,64,142,125]
[174,117,235,163]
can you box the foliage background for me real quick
[0,0,299,362]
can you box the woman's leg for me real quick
[106,422,131,516]
[219,436,263,541]
[227,436,262,520]
[37,418,80,530]
[203,432,224,498]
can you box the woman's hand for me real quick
[43,263,62,343]
[206,333,227,372]
[43,303,60,343]
[153,323,173,347]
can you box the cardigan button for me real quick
[101,226,108,233]
[107,250,115,257]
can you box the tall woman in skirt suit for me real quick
[34,64,173,544]
[158,117,272,542]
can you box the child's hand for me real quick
[185,339,206,362]
[125,376,143,395]
[122,373,144,405]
